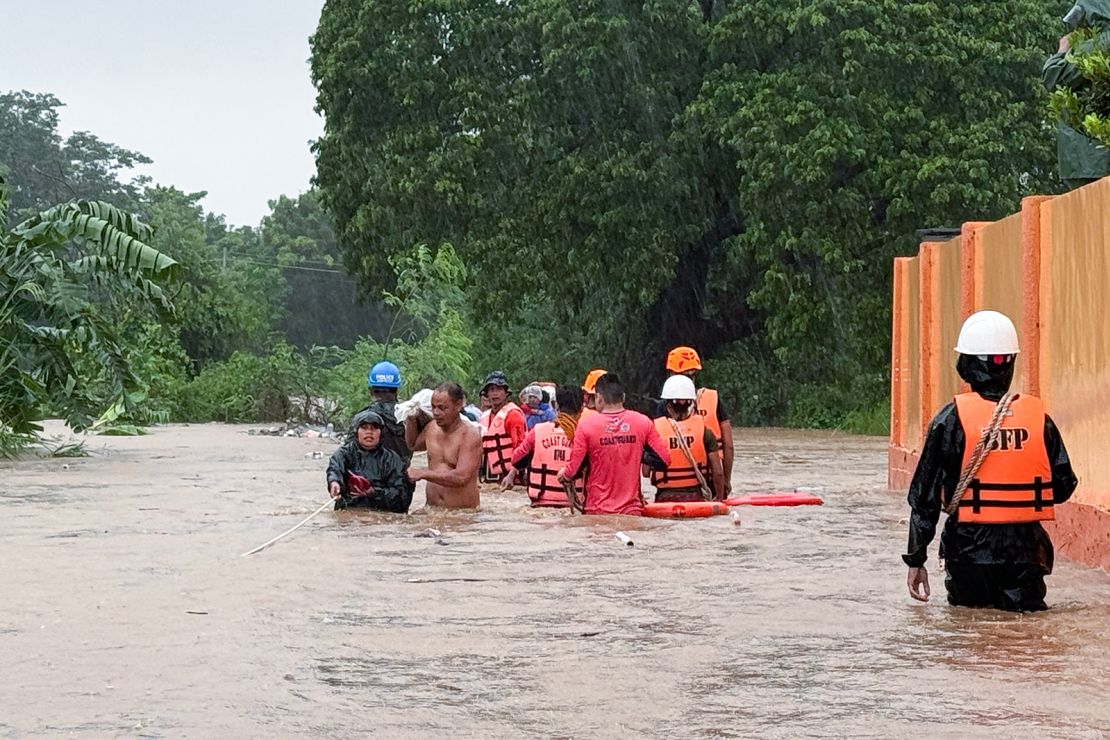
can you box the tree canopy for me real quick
[312,0,1067,424]
[0,91,151,216]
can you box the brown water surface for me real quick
[2,424,1108,738]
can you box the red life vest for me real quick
[481,402,521,482]
[953,392,1055,524]
[527,421,580,507]
[650,414,710,491]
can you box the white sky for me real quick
[1,0,325,227]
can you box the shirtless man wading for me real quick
[405,382,482,508]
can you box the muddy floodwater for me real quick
[2,423,1109,738]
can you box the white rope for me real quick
[241,498,335,557]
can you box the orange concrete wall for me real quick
[904,258,922,453]
[935,236,964,404]
[976,213,1027,393]
[889,179,1110,570]
[1040,179,1110,511]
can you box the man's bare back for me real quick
[406,385,481,509]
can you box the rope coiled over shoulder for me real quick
[945,392,1018,516]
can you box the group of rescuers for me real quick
[326,345,735,516]
[326,312,1079,613]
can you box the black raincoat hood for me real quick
[956,354,1014,400]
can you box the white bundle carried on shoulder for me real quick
[395,389,433,423]
[395,388,480,428]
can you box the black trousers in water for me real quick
[944,562,1048,612]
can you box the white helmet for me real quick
[660,374,697,401]
[954,310,1020,355]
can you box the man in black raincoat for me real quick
[326,410,411,513]
[904,311,1078,612]
[1043,0,1110,188]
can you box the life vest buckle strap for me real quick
[973,479,1054,491]
[959,499,1057,508]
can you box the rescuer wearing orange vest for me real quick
[648,375,725,503]
[502,385,585,507]
[904,311,1078,612]
[661,347,735,495]
[579,368,607,421]
[478,370,527,484]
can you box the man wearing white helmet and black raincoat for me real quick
[904,311,1078,612]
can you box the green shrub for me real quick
[177,342,332,423]
[838,403,891,436]
[327,309,474,422]
[700,338,789,426]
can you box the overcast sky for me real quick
[2,0,325,226]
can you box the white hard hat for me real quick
[954,310,1020,355]
[661,374,697,401]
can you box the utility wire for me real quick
[212,255,360,281]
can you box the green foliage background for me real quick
[0,1,1077,441]
[311,0,1070,431]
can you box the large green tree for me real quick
[0,91,151,216]
[260,189,391,347]
[312,0,1066,423]
[141,186,282,363]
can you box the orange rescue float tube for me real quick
[642,501,730,519]
[724,492,823,507]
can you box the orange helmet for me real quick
[666,346,702,373]
[582,368,607,393]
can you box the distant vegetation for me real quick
[0,91,471,451]
[312,0,1069,432]
[0,0,1071,447]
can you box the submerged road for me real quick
[1,423,1108,738]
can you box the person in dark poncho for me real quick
[326,410,411,513]
[904,311,1078,612]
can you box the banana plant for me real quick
[0,176,180,445]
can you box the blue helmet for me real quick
[368,361,402,389]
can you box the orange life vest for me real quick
[527,421,581,507]
[650,414,710,490]
[695,388,722,440]
[481,402,521,482]
[954,392,1055,524]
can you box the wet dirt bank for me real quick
[1,423,1108,738]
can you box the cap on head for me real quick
[368,361,402,389]
[660,374,697,401]
[481,370,510,393]
[954,310,1020,355]
[582,368,607,393]
[666,346,702,373]
[521,384,544,404]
